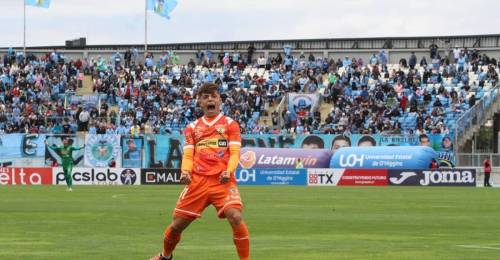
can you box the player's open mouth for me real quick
[207,104,216,111]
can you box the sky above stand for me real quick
[0,0,499,47]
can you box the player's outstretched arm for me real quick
[72,144,85,151]
[45,140,59,151]
[180,146,194,185]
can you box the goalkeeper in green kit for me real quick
[46,137,85,191]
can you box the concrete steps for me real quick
[77,75,94,95]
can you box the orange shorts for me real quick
[173,173,243,221]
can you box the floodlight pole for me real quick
[23,0,26,55]
[145,0,148,58]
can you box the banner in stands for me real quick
[0,134,47,167]
[242,134,455,167]
[143,134,184,169]
[330,146,439,169]
[140,168,181,185]
[68,94,99,110]
[121,137,143,168]
[53,167,140,185]
[287,93,320,118]
[388,169,476,186]
[84,134,122,167]
[0,167,53,185]
[307,169,388,186]
[45,135,85,167]
[242,134,443,148]
[235,168,307,185]
[123,133,455,169]
[0,133,456,168]
[239,148,331,169]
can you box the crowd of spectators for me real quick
[0,44,499,137]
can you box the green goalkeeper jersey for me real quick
[49,145,83,166]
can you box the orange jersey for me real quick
[183,114,241,176]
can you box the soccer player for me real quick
[151,83,250,260]
[46,137,84,191]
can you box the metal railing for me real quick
[275,93,288,128]
[456,153,500,167]
[454,85,500,149]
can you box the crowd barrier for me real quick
[1,167,491,187]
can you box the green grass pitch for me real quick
[1,185,500,259]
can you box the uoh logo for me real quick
[338,154,364,168]
[236,169,256,183]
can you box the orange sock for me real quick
[162,225,181,257]
[232,221,250,260]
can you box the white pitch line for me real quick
[456,245,500,251]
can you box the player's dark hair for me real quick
[332,135,351,146]
[198,83,219,97]
[358,135,376,146]
[301,135,324,148]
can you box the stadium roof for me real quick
[2,34,500,51]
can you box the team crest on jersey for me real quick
[215,126,226,134]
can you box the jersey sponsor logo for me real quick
[0,167,52,185]
[218,139,228,147]
[196,138,220,148]
[198,149,226,160]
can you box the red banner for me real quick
[0,167,53,185]
[337,169,388,186]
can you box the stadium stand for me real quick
[0,46,498,137]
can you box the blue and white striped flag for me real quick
[147,0,178,19]
[25,0,51,8]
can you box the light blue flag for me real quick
[147,0,178,19]
[25,0,51,8]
